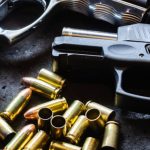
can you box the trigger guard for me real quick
[115,68,150,113]
[0,0,53,45]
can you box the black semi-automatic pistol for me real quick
[52,23,150,113]
[1,0,150,46]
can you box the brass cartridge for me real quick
[37,68,66,88]
[24,97,68,120]
[66,115,89,144]
[24,130,49,150]
[82,137,99,150]
[101,121,120,150]
[85,101,116,122]
[63,100,85,128]
[38,108,53,132]
[49,141,81,150]
[1,88,32,121]
[85,108,105,131]
[50,115,66,139]
[4,124,36,150]
[21,77,61,99]
[0,116,15,141]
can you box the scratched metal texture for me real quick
[0,4,150,150]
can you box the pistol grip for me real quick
[115,68,150,113]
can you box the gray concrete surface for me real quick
[0,6,150,150]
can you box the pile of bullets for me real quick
[0,68,120,150]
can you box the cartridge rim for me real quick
[38,108,53,121]
[0,112,11,122]
[106,121,120,127]
[51,115,66,129]
[85,108,101,122]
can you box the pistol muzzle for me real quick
[24,97,68,120]
[101,121,120,150]
[82,137,99,150]
[1,88,32,121]
[63,100,85,129]
[4,124,36,150]
[37,68,66,89]
[66,115,89,144]
[24,130,49,150]
[85,101,116,122]
[38,108,53,132]
[21,77,61,99]
[0,116,15,141]
[49,141,81,150]
[50,115,66,139]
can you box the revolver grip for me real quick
[115,68,150,113]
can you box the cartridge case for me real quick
[50,115,66,139]
[66,115,89,144]
[85,108,105,131]
[38,108,53,132]
[24,97,68,120]
[4,124,36,150]
[1,88,32,121]
[24,130,49,150]
[21,77,61,99]
[0,116,15,141]
[63,100,85,128]
[49,141,81,150]
[82,137,99,150]
[85,101,116,122]
[37,68,66,89]
[101,121,120,150]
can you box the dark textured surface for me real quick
[0,5,150,150]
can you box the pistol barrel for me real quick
[62,27,117,40]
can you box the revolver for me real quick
[1,0,150,46]
[51,24,150,113]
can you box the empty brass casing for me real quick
[85,101,116,122]
[63,100,85,128]
[50,115,66,139]
[24,97,68,120]
[4,124,36,150]
[22,77,61,99]
[38,108,53,132]
[82,137,99,150]
[0,116,15,141]
[1,88,32,121]
[85,108,105,131]
[49,141,81,150]
[24,130,49,150]
[37,68,66,89]
[101,121,120,150]
[66,115,89,144]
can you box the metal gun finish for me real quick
[52,35,150,113]
[0,0,149,46]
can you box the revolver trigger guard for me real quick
[115,68,150,113]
